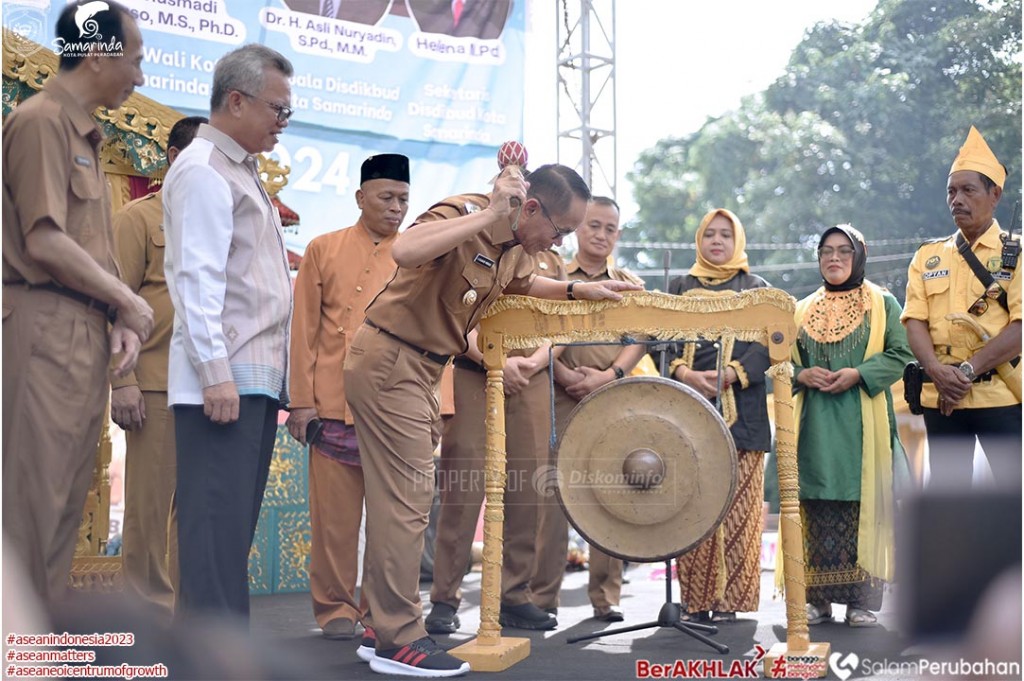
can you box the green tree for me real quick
[624,0,1021,302]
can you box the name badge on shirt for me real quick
[73,155,92,167]
[922,269,949,280]
[473,254,495,269]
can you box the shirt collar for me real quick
[198,123,254,166]
[976,219,1004,250]
[45,78,103,148]
[566,256,609,278]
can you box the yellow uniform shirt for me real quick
[901,220,1021,408]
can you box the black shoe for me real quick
[369,636,470,677]
[543,607,558,616]
[425,602,460,635]
[499,602,557,631]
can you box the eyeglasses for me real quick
[235,90,293,122]
[534,198,577,237]
[818,245,856,260]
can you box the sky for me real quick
[520,0,879,224]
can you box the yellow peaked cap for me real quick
[949,126,1005,188]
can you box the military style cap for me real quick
[361,153,410,184]
[949,126,1005,189]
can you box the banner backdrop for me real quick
[3,0,526,251]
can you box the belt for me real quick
[12,282,113,321]
[365,320,451,366]
[454,356,487,374]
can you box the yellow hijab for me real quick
[688,208,750,280]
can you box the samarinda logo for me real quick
[74,1,108,38]
[52,1,124,58]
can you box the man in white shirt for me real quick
[163,44,294,620]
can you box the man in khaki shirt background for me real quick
[110,115,207,616]
[532,197,647,623]
[286,153,410,641]
[2,1,153,601]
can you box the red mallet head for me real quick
[497,140,528,171]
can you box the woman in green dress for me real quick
[793,225,912,627]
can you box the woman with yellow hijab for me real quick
[669,208,771,623]
[793,225,911,627]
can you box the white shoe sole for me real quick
[357,645,376,663]
[369,656,470,677]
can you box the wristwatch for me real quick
[958,361,977,381]
[611,365,625,380]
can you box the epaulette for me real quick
[917,235,952,249]
[430,193,489,218]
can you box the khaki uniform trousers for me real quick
[123,390,178,615]
[343,325,445,649]
[309,447,369,627]
[531,385,622,610]
[430,365,547,609]
[2,287,110,600]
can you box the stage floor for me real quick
[250,564,917,680]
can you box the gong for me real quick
[556,376,738,562]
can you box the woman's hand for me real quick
[819,367,861,394]
[796,366,835,390]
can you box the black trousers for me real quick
[923,404,1022,489]
[174,395,278,620]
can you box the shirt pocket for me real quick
[69,164,103,201]
[441,260,497,315]
[922,272,950,301]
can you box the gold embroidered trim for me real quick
[482,289,795,350]
[800,287,871,344]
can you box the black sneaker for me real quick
[357,626,377,663]
[369,636,470,677]
[499,602,557,630]
[425,602,460,635]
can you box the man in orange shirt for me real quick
[287,154,410,640]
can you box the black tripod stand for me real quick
[566,559,729,654]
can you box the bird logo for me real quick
[75,1,109,39]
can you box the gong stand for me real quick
[567,558,726,652]
[452,290,829,677]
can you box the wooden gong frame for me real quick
[449,288,827,677]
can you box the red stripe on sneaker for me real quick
[407,652,428,666]
[395,646,415,663]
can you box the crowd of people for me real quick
[2,2,1020,679]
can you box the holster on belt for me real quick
[903,361,926,415]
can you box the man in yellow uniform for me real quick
[343,165,640,677]
[902,127,1021,488]
[425,250,566,635]
[531,196,647,622]
[2,1,153,600]
[111,115,207,616]
[286,153,410,641]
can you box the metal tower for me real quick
[556,0,617,199]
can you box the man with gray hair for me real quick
[163,44,294,619]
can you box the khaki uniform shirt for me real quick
[901,220,1022,408]
[2,79,117,285]
[559,257,645,371]
[111,191,173,391]
[289,223,398,423]
[364,193,536,356]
